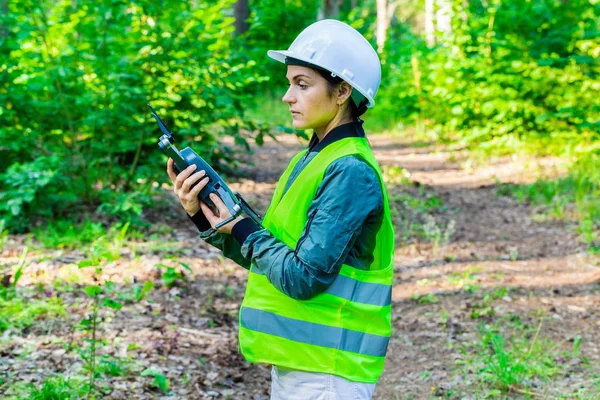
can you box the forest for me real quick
[1,0,599,398]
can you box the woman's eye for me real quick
[298,83,308,90]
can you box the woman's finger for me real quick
[210,193,231,219]
[190,176,210,197]
[174,164,197,189]
[182,170,206,192]
[166,158,177,182]
[200,201,219,227]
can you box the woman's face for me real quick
[282,65,338,130]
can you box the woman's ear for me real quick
[336,82,353,105]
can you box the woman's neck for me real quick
[314,112,353,142]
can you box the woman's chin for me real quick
[292,120,308,130]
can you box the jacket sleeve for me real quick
[188,212,252,270]
[235,156,383,300]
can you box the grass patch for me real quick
[447,267,481,290]
[0,295,65,333]
[412,293,440,304]
[496,154,600,249]
[458,318,559,397]
[389,185,456,257]
[455,313,599,398]
[33,220,107,250]
[382,165,413,186]
[27,376,87,400]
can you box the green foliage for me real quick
[27,376,85,400]
[497,154,600,248]
[454,316,593,397]
[412,292,440,304]
[134,281,155,302]
[390,188,454,253]
[77,222,131,267]
[97,356,132,378]
[244,0,321,87]
[0,296,65,333]
[375,0,600,232]
[366,25,428,132]
[156,262,190,288]
[0,247,65,333]
[33,220,106,250]
[74,278,156,398]
[0,156,62,232]
[0,0,266,232]
[382,165,413,186]
[476,321,558,393]
[426,0,598,152]
[0,220,8,251]
[141,368,170,393]
[467,287,509,320]
[0,248,26,301]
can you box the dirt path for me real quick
[1,133,599,399]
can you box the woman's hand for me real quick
[167,158,209,217]
[167,158,243,234]
[199,193,244,235]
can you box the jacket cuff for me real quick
[187,211,212,232]
[231,217,262,246]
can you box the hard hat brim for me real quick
[267,50,296,64]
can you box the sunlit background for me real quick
[1,1,599,399]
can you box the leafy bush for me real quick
[377,0,599,154]
[0,0,267,232]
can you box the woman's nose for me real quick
[282,87,295,104]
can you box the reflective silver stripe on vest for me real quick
[250,268,391,307]
[324,274,391,307]
[240,307,389,357]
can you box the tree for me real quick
[234,0,249,35]
[436,0,452,37]
[425,0,435,47]
[318,0,342,19]
[376,0,402,53]
[0,0,7,39]
[376,0,388,53]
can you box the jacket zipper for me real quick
[294,209,318,255]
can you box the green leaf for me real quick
[78,259,99,269]
[178,262,192,273]
[102,298,123,310]
[141,368,161,377]
[12,266,23,288]
[572,336,582,356]
[154,374,170,393]
[162,267,182,288]
[135,281,155,302]
[84,285,102,298]
[141,367,170,391]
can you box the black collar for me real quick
[307,119,366,154]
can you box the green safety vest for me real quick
[239,137,395,383]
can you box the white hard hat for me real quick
[267,19,381,109]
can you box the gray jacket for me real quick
[189,120,383,300]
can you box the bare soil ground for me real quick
[1,133,599,399]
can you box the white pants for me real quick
[270,366,376,400]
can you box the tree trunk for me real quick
[318,0,341,20]
[425,0,435,47]
[436,0,452,37]
[234,0,249,36]
[376,0,388,53]
[0,0,8,39]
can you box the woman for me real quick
[167,19,394,400]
